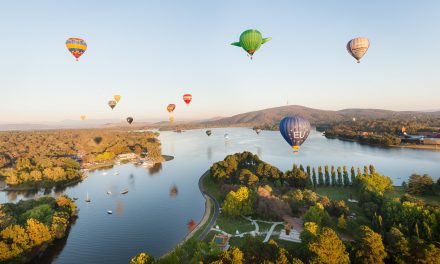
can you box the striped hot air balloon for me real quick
[66,38,87,61]
[347,37,370,63]
[231,29,271,59]
[183,94,192,105]
[279,116,311,153]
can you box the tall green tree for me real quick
[385,227,410,264]
[318,166,324,186]
[350,166,356,186]
[343,166,350,187]
[330,166,336,186]
[324,165,330,186]
[354,226,387,264]
[312,168,317,188]
[337,166,343,187]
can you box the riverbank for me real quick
[329,136,440,151]
[160,170,218,259]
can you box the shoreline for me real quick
[1,155,174,192]
[160,170,218,259]
[329,136,440,151]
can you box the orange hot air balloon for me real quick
[183,94,192,105]
[167,104,176,113]
[80,115,86,121]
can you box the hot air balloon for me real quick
[231,29,271,59]
[183,94,192,105]
[206,130,212,136]
[66,38,87,61]
[167,104,176,113]
[169,185,178,197]
[108,100,117,110]
[94,136,103,145]
[279,116,311,152]
[187,219,197,232]
[347,37,370,63]
[224,133,229,140]
[80,115,86,121]
[255,128,262,135]
[114,95,121,103]
[169,116,174,123]
[126,117,133,124]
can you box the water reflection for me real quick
[207,146,212,161]
[116,200,124,216]
[169,185,178,197]
[257,146,262,158]
[149,163,162,175]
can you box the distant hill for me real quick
[202,105,440,126]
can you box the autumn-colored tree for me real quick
[303,203,330,226]
[26,218,52,247]
[385,227,410,264]
[222,187,254,217]
[354,226,387,264]
[130,252,155,264]
[308,227,349,264]
[407,174,435,195]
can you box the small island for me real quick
[132,151,440,263]
[0,195,77,263]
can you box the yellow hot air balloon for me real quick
[114,95,121,103]
[169,116,174,123]
[347,37,370,63]
[80,115,86,121]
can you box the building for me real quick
[117,153,137,160]
[212,234,230,251]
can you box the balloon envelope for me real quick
[206,130,212,136]
[66,38,87,61]
[126,117,133,124]
[255,128,261,135]
[114,95,121,102]
[224,133,229,140]
[183,94,192,105]
[347,37,370,63]
[279,116,311,152]
[231,29,271,57]
[108,100,117,110]
[167,104,176,113]
[80,115,86,121]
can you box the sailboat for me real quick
[85,192,91,202]
[120,188,128,195]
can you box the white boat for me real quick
[102,172,108,176]
[107,210,113,214]
[114,172,120,175]
[120,188,129,195]
[85,192,91,202]
[107,191,112,195]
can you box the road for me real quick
[197,171,220,240]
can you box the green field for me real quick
[202,172,223,202]
[386,186,440,206]
[215,214,255,234]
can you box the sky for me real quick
[1,0,439,123]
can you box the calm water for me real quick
[1,128,439,263]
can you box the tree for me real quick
[300,222,319,245]
[222,187,254,217]
[324,165,330,186]
[385,227,410,264]
[330,166,336,186]
[26,218,52,247]
[350,166,356,186]
[337,215,346,230]
[0,224,31,258]
[337,166,343,187]
[318,166,324,186]
[358,173,393,197]
[407,174,435,195]
[303,203,330,227]
[130,252,155,264]
[276,248,291,264]
[354,226,387,264]
[343,166,349,187]
[308,227,349,264]
[312,168,317,188]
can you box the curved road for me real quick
[197,171,220,240]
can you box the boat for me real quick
[120,188,129,195]
[107,210,113,214]
[85,192,91,202]
[73,197,78,201]
[107,191,112,195]
[114,172,120,175]
[102,172,108,176]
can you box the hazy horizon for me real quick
[1,1,439,123]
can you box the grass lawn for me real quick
[386,186,440,206]
[202,172,223,202]
[314,186,359,201]
[215,214,255,234]
[256,221,274,232]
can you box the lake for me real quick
[1,128,439,263]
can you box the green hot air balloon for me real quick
[231,29,271,59]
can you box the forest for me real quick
[0,196,77,263]
[0,129,163,188]
[132,151,440,263]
